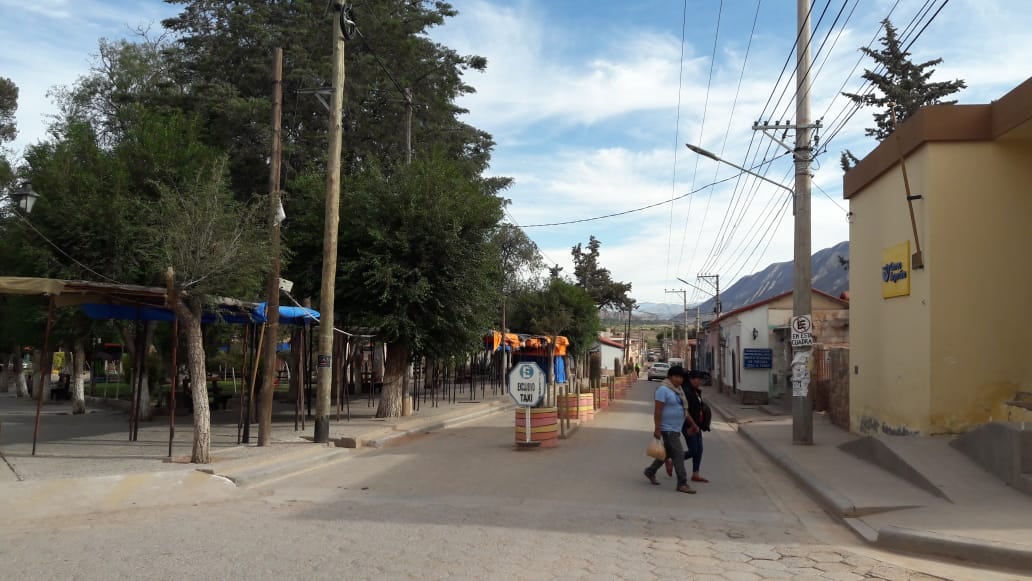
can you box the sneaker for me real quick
[664,458,673,477]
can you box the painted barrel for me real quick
[515,407,559,448]
[597,386,610,409]
[557,393,595,420]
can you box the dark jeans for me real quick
[682,429,703,474]
[645,431,687,487]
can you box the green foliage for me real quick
[509,279,600,356]
[843,19,966,142]
[570,236,632,310]
[155,157,269,306]
[0,76,17,145]
[493,222,544,296]
[336,154,504,359]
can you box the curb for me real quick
[205,444,352,488]
[0,469,239,523]
[736,423,1032,572]
[360,400,515,448]
[706,399,739,425]
[737,423,859,518]
[877,525,1032,572]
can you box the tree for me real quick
[571,236,632,311]
[336,154,505,418]
[156,157,269,463]
[0,77,17,189]
[840,19,966,170]
[509,280,600,357]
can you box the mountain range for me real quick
[636,241,849,321]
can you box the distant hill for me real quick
[635,302,684,319]
[692,241,849,316]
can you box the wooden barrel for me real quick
[515,407,558,448]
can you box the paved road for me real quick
[0,380,1018,580]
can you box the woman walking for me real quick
[681,370,711,482]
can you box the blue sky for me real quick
[4,1,1031,307]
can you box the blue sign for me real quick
[743,348,773,369]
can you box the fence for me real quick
[813,345,849,430]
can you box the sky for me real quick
[3,0,1031,308]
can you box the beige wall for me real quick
[926,141,1032,432]
[849,146,933,435]
[850,139,1032,434]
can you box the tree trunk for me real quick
[72,341,87,414]
[32,350,53,401]
[375,344,408,418]
[13,349,28,398]
[0,353,11,393]
[177,302,211,464]
[122,322,156,421]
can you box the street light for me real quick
[9,181,40,214]
[686,144,794,197]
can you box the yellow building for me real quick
[845,78,1032,435]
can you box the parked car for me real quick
[647,362,670,381]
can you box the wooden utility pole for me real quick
[259,48,285,446]
[404,87,413,165]
[315,10,347,443]
[791,0,815,444]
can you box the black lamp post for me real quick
[11,181,39,214]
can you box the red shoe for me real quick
[691,475,709,483]
[664,458,673,477]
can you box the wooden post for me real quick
[30,297,56,456]
[166,267,179,458]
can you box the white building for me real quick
[699,289,849,404]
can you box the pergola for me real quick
[0,276,318,457]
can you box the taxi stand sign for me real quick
[508,361,547,444]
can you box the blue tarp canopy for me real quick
[254,302,320,325]
[80,302,321,326]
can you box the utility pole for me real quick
[664,288,688,363]
[694,306,700,368]
[699,274,721,390]
[791,0,815,444]
[751,1,817,443]
[315,7,349,444]
[259,47,284,447]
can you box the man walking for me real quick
[643,365,699,494]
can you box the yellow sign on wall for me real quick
[881,241,911,298]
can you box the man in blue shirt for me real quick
[643,365,700,494]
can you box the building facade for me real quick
[699,289,848,404]
[845,78,1032,435]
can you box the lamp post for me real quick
[685,141,814,444]
[10,181,40,214]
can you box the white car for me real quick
[647,362,670,381]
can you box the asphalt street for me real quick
[0,378,1019,580]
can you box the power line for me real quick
[519,157,780,228]
[665,0,690,284]
[684,0,762,279]
[673,0,724,275]
[12,212,123,284]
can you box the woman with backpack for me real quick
[682,369,711,483]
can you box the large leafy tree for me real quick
[571,236,632,311]
[509,279,600,356]
[159,1,501,299]
[840,19,966,170]
[336,154,505,417]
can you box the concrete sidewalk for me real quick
[706,390,1032,573]
[0,389,513,521]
